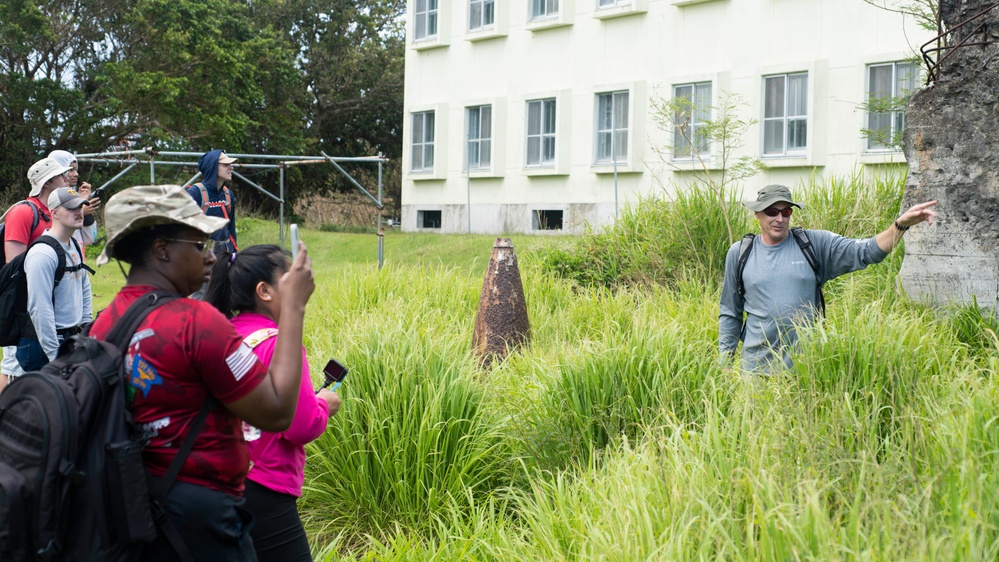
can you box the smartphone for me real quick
[290,223,299,258]
[317,358,348,394]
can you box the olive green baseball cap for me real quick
[97,184,229,266]
[743,184,804,212]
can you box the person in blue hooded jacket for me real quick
[188,149,239,254]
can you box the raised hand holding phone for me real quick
[290,223,300,258]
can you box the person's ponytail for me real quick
[205,245,289,318]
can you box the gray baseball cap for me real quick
[743,184,804,212]
[47,187,87,211]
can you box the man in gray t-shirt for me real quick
[719,185,938,372]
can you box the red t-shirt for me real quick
[89,285,268,495]
[3,197,51,248]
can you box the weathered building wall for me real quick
[900,0,999,310]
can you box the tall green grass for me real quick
[83,173,999,560]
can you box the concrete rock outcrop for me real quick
[900,0,999,310]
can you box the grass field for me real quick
[88,179,999,561]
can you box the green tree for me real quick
[265,0,406,208]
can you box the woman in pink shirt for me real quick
[206,244,340,561]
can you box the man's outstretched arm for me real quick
[875,200,938,253]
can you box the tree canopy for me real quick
[0,0,404,209]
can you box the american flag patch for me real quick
[226,343,258,382]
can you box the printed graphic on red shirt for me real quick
[89,286,268,495]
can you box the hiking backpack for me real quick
[0,235,95,347]
[0,291,212,562]
[193,182,237,252]
[0,200,43,265]
[736,226,825,316]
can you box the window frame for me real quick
[594,90,630,165]
[531,0,560,19]
[866,61,918,152]
[526,98,557,168]
[466,105,493,171]
[672,82,712,160]
[414,0,439,40]
[468,0,495,30]
[410,111,435,173]
[762,72,808,157]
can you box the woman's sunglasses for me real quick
[762,207,793,218]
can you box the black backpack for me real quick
[0,200,44,265]
[0,235,95,347]
[736,226,825,316]
[0,291,211,561]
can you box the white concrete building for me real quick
[402,0,933,234]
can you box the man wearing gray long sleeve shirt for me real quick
[719,185,938,372]
[16,187,93,371]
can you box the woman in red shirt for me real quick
[90,185,315,562]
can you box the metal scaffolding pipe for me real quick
[75,146,389,266]
[320,151,383,210]
[93,162,138,194]
[232,170,283,203]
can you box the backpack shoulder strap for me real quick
[26,200,41,233]
[103,290,178,350]
[243,327,278,350]
[790,227,819,275]
[63,237,95,276]
[736,233,756,301]
[221,186,232,209]
[790,227,826,316]
[194,183,208,212]
[29,235,68,290]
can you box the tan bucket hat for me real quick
[27,157,72,197]
[97,185,229,266]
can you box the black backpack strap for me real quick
[150,396,217,562]
[790,227,825,316]
[102,290,177,350]
[100,289,205,562]
[66,237,95,275]
[735,233,755,302]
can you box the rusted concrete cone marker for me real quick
[473,238,531,367]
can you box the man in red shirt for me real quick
[1,157,72,391]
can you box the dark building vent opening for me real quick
[533,210,563,230]
[418,210,442,229]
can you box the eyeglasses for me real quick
[762,207,793,218]
[163,238,223,256]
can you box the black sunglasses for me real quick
[762,207,793,217]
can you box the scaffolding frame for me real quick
[76,147,390,267]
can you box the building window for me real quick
[763,72,808,156]
[418,210,442,228]
[673,82,711,159]
[411,111,435,172]
[526,99,556,167]
[597,0,630,7]
[469,0,494,29]
[466,105,492,170]
[595,91,629,164]
[867,61,917,151]
[531,0,559,19]
[533,210,563,230]
[415,0,438,40]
